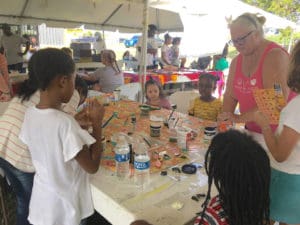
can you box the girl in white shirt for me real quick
[250,40,300,225]
[161,33,172,66]
[19,48,105,225]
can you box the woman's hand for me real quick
[217,112,233,122]
[252,111,269,128]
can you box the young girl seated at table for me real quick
[145,77,171,110]
[82,49,124,93]
[19,48,105,225]
[195,129,270,225]
[188,73,222,121]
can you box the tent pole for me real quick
[138,0,149,103]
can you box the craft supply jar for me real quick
[140,105,150,116]
[150,125,161,137]
[203,127,217,141]
[113,89,121,101]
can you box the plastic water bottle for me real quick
[114,136,130,179]
[134,143,150,188]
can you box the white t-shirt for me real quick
[92,40,106,54]
[1,34,28,65]
[0,90,80,172]
[161,44,172,65]
[250,95,300,174]
[272,95,300,174]
[19,107,95,225]
[91,66,124,93]
[136,37,159,66]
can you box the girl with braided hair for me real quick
[195,130,270,225]
[82,49,124,93]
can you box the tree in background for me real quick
[242,0,300,22]
[242,0,300,51]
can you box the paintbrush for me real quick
[102,112,118,128]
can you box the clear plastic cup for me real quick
[176,127,189,151]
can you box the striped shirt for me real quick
[0,90,80,172]
[194,196,229,225]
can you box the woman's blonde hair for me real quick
[101,49,121,74]
[287,40,300,93]
[230,13,266,35]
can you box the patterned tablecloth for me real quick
[99,99,216,173]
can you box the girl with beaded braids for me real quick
[251,40,300,225]
[194,130,270,225]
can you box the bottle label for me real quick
[115,153,130,162]
[134,160,150,170]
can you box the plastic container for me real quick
[114,136,130,179]
[134,143,150,188]
[176,127,189,151]
[204,127,217,141]
[150,125,161,137]
[113,89,121,101]
[168,117,177,142]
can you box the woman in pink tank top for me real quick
[221,12,294,133]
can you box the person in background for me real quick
[0,24,30,73]
[189,73,222,121]
[123,50,138,71]
[0,47,11,101]
[82,49,124,93]
[92,32,106,55]
[197,56,212,71]
[170,37,182,67]
[220,12,294,132]
[19,48,105,225]
[195,130,270,225]
[213,43,229,72]
[160,33,173,66]
[248,40,300,225]
[145,77,171,110]
[0,49,82,225]
[136,24,159,70]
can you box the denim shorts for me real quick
[270,168,300,224]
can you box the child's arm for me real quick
[75,99,105,174]
[252,111,300,162]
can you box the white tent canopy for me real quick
[155,0,296,57]
[155,0,296,29]
[0,0,183,32]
